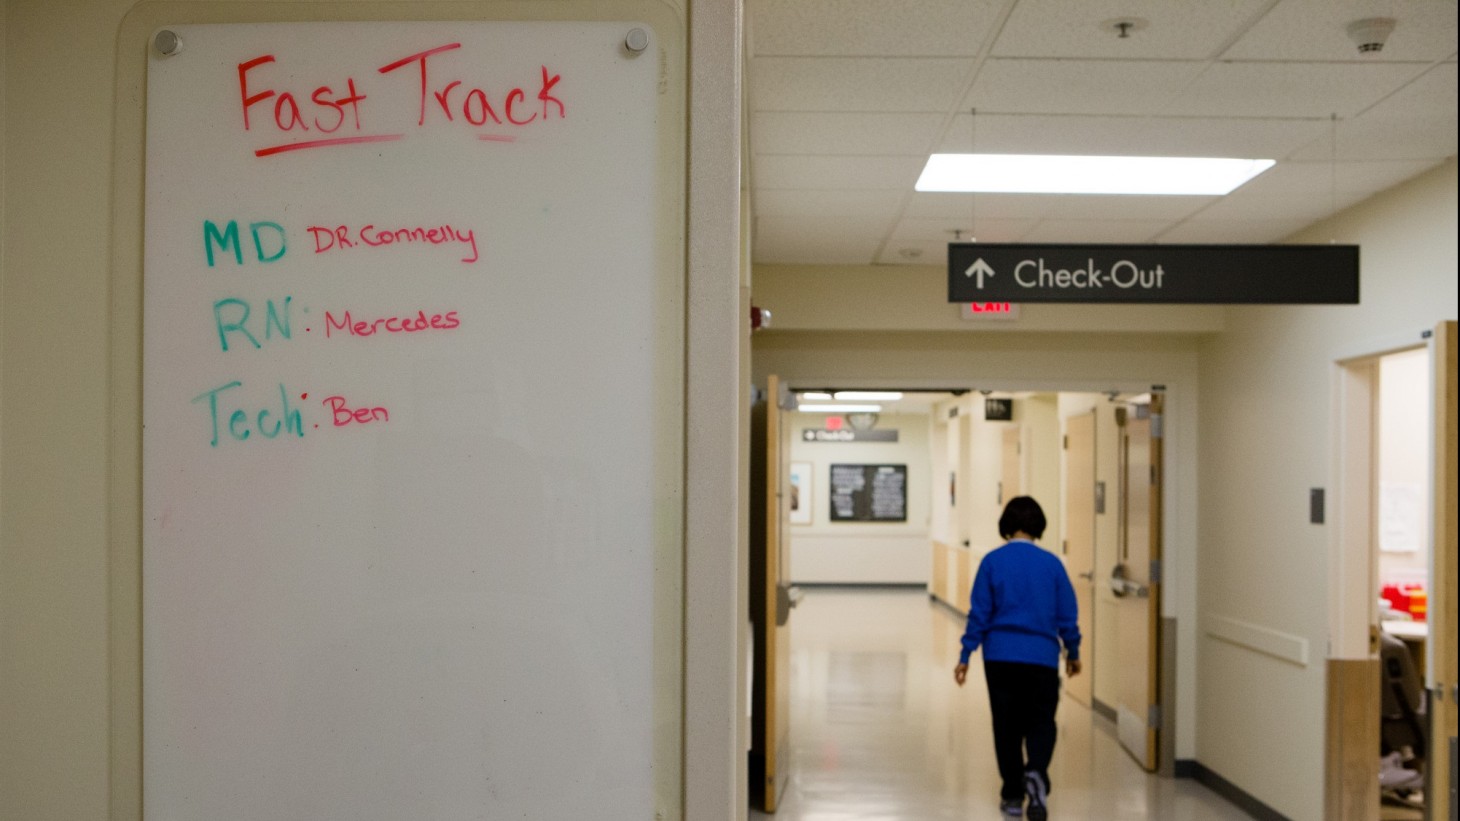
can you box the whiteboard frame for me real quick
[110,3,688,818]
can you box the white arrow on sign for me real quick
[965,257,996,289]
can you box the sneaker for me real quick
[1024,771,1048,821]
[1000,798,1023,817]
[1379,751,1423,788]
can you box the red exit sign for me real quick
[960,302,1020,321]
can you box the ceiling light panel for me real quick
[798,404,883,413]
[916,154,1275,196]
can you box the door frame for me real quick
[1326,329,1443,819]
[761,376,1184,770]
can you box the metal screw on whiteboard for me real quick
[625,28,650,54]
[154,30,182,57]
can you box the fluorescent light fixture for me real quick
[798,404,883,414]
[915,154,1275,196]
[833,391,903,401]
[799,392,833,401]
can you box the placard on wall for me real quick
[829,464,909,522]
[142,21,680,820]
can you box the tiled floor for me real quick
[751,587,1256,821]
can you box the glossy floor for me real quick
[750,587,1253,821]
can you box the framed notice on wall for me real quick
[829,464,908,522]
[788,462,812,524]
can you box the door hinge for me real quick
[1151,413,1164,440]
[1149,559,1162,582]
[1062,539,1068,555]
[997,481,1003,504]
[1150,464,1157,486]
[1148,705,1162,730]
[1063,435,1068,449]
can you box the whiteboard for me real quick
[142,21,679,820]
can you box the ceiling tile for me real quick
[1240,160,1448,195]
[1043,195,1219,222]
[1020,218,1173,243]
[991,0,1274,59]
[748,0,1005,58]
[1290,119,1458,162]
[1197,185,1369,222]
[750,57,972,112]
[932,112,1329,159]
[741,1,1455,265]
[904,192,1056,221]
[1221,0,1459,63]
[1162,62,1421,118]
[754,155,927,190]
[964,59,1206,116]
[754,189,909,219]
[752,112,945,156]
[888,216,1041,244]
[753,215,887,265]
[1155,218,1315,244]
[1196,160,1440,221]
[1289,64,1458,160]
[876,226,1038,265]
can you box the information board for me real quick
[142,21,678,820]
[948,242,1359,304]
[829,464,908,522]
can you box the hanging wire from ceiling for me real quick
[969,107,978,243]
[1329,112,1339,244]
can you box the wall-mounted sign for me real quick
[960,302,1021,320]
[829,464,907,522]
[788,462,813,525]
[948,242,1358,304]
[802,428,899,443]
[984,398,1013,421]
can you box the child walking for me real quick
[953,496,1081,820]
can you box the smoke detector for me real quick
[1346,17,1396,54]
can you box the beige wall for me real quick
[784,410,932,583]
[1196,158,1457,821]
[2,1,124,817]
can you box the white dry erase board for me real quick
[142,21,681,820]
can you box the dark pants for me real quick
[983,660,1060,801]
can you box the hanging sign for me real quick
[802,428,899,443]
[948,242,1358,304]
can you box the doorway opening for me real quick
[751,380,1175,816]
[1330,343,1436,820]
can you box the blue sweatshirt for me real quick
[958,540,1081,669]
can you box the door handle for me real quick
[1108,563,1148,598]
[1078,571,1095,581]
[775,584,802,626]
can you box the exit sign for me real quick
[961,302,1020,321]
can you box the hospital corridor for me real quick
[750,587,1254,821]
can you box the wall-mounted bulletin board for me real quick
[141,19,682,820]
[829,464,908,522]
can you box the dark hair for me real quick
[998,496,1046,540]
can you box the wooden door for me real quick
[1115,397,1162,771]
[750,375,792,811]
[1001,425,1021,504]
[1063,412,1095,707]
[1430,321,1457,821]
